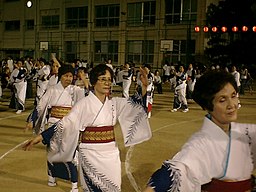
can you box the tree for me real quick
[205,0,256,71]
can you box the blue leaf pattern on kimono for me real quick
[165,161,182,192]
[80,149,120,192]
[148,160,182,192]
[124,97,148,144]
[48,121,64,153]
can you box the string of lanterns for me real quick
[194,26,256,32]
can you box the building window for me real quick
[65,41,77,62]
[41,15,59,29]
[66,7,88,29]
[95,4,120,27]
[127,1,156,26]
[164,39,195,64]
[127,40,154,64]
[25,19,34,30]
[5,20,20,31]
[94,41,118,62]
[5,50,20,59]
[165,0,197,24]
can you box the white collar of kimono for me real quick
[56,81,72,90]
[201,115,230,140]
[89,91,109,105]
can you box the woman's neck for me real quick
[95,92,106,103]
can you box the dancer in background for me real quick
[26,64,89,192]
[35,58,50,105]
[171,65,189,113]
[9,59,27,114]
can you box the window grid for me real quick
[5,20,20,31]
[127,1,156,26]
[165,0,197,24]
[41,15,60,29]
[126,40,154,64]
[66,7,88,29]
[95,5,120,27]
[94,41,118,62]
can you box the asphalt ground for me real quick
[0,82,256,192]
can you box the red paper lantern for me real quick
[232,26,238,32]
[212,27,217,32]
[242,26,248,32]
[203,26,209,32]
[221,26,227,32]
[194,26,200,32]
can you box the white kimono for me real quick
[34,82,85,134]
[45,91,152,191]
[47,75,58,89]
[150,116,256,192]
[9,67,27,110]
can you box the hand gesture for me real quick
[139,67,148,87]
[80,73,90,89]
[22,135,43,151]
[24,122,33,132]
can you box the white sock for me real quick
[48,176,55,183]
[72,182,78,189]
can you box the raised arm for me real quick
[139,67,149,96]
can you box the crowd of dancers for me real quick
[0,54,255,192]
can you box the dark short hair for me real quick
[192,70,238,111]
[89,64,114,86]
[58,64,74,80]
[78,67,88,73]
[143,63,151,71]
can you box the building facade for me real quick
[0,0,219,69]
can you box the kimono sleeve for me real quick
[47,99,85,162]
[243,123,256,169]
[147,160,201,192]
[72,85,89,103]
[115,97,152,147]
[32,88,53,134]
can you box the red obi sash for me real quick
[201,178,253,192]
[81,126,115,143]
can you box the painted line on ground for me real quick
[0,112,29,161]
[0,140,28,160]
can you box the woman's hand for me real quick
[22,135,43,151]
[80,73,90,89]
[143,187,155,192]
[24,122,33,132]
[139,67,148,96]
[139,67,148,87]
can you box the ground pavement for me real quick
[0,83,256,192]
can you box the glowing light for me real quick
[242,26,248,32]
[194,26,200,32]
[212,27,218,32]
[252,26,256,32]
[232,26,238,32]
[203,26,209,32]
[221,26,227,32]
[26,1,32,8]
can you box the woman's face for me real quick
[209,83,238,129]
[51,62,59,74]
[94,70,112,96]
[60,72,73,88]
